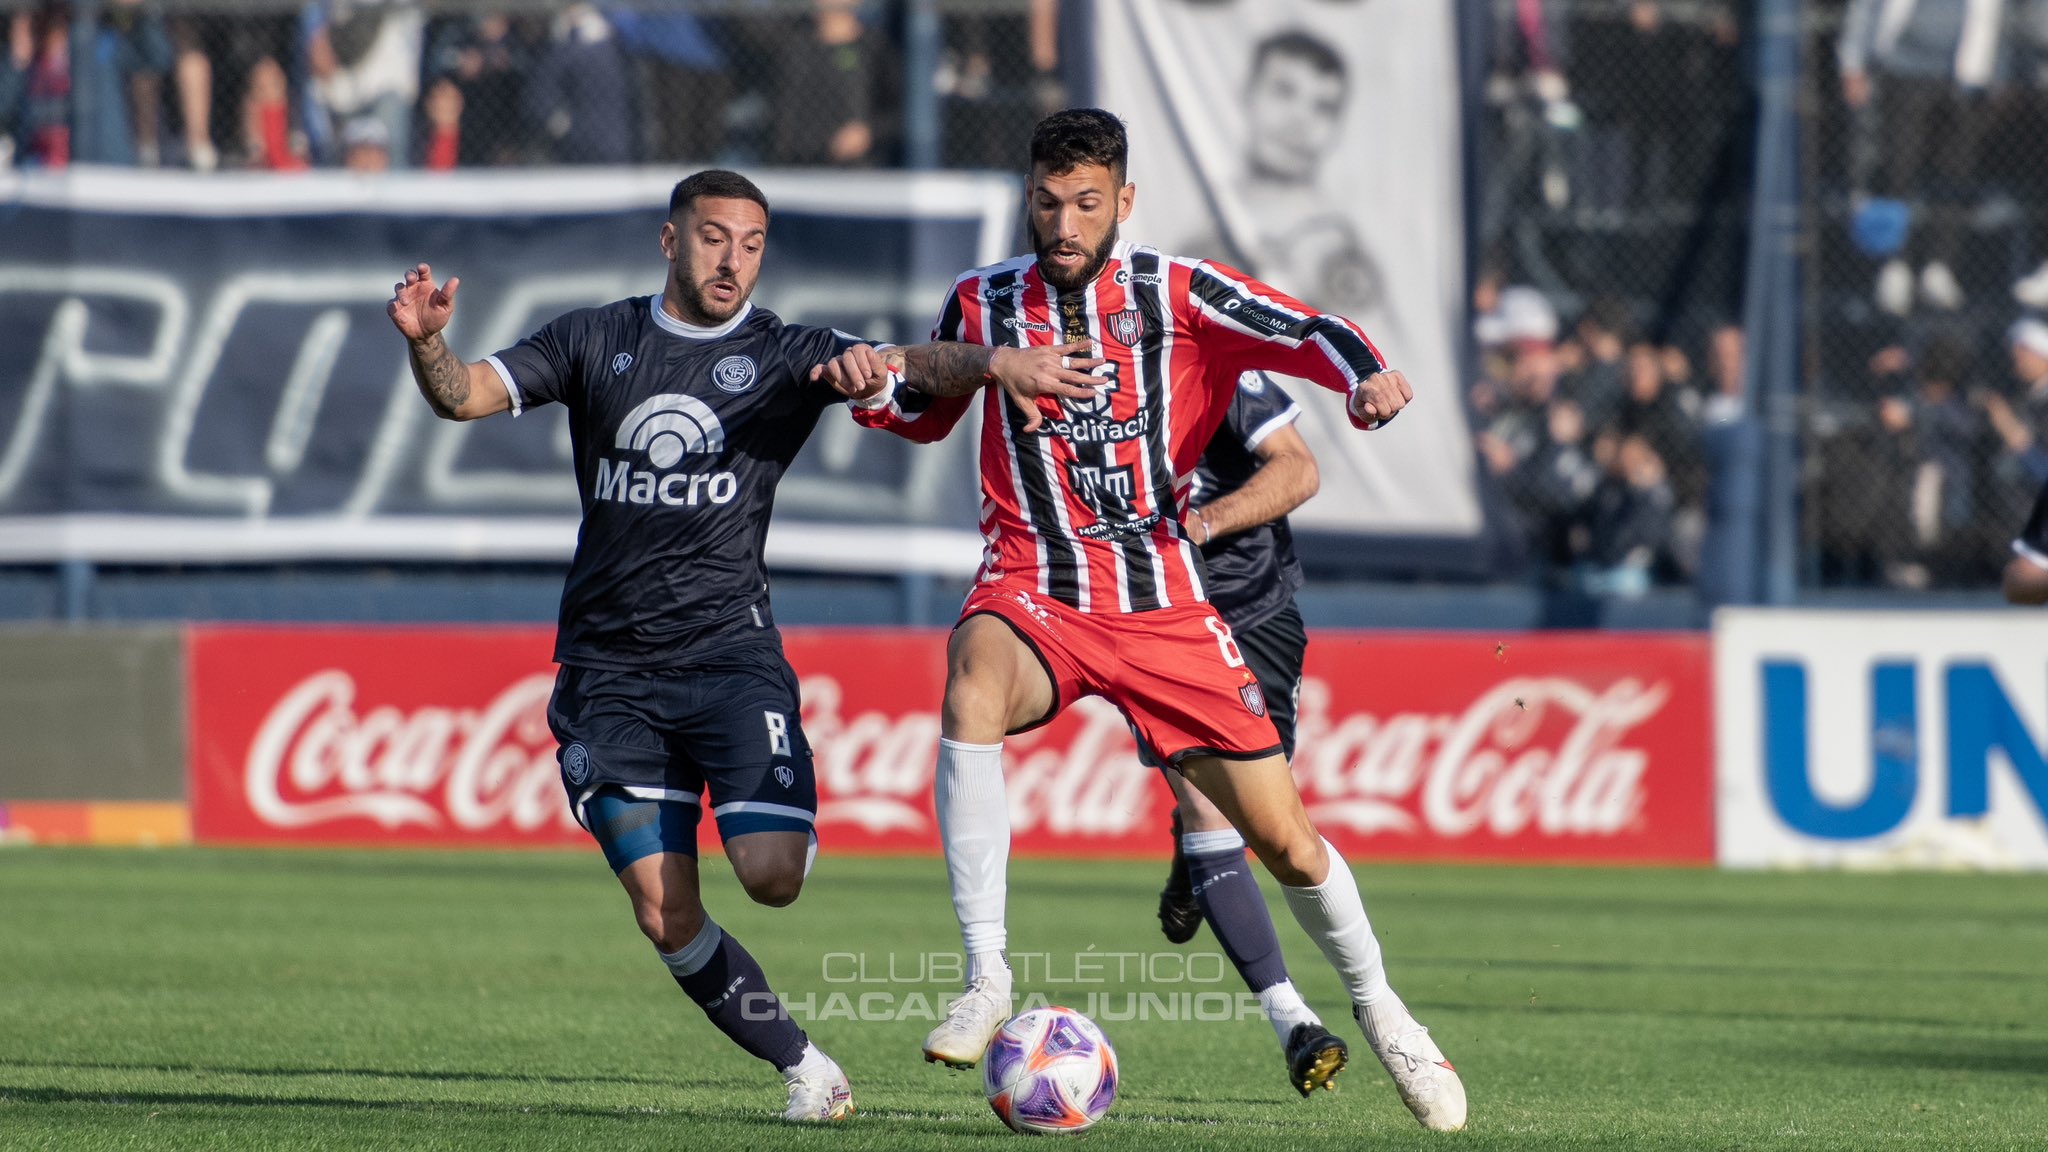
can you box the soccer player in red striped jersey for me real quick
[819,109,1465,1131]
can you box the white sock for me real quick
[1279,839,1391,1008]
[936,737,1011,989]
[780,1040,833,1082]
[1256,979,1319,1046]
[1357,991,1417,1047]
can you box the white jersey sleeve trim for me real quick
[2013,537,2048,570]
[484,355,522,417]
[1244,404,1303,451]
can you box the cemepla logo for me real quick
[563,742,592,786]
[713,355,758,393]
[612,352,634,375]
[616,393,725,468]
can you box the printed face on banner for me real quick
[1092,1,1480,539]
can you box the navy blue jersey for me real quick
[1188,373,1307,630]
[487,297,863,671]
[2016,480,2048,571]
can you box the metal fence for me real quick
[0,0,1057,172]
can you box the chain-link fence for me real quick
[1472,0,1754,596]
[0,0,1060,172]
[1799,0,2048,592]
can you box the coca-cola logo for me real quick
[1293,676,1667,838]
[244,670,574,833]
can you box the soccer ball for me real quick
[983,1006,1118,1134]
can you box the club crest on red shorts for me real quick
[1239,680,1267,717]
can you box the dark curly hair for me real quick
[1028,108,1128,184]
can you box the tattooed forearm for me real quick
[896,342,999,397]
[409,332,472,417]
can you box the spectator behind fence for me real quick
[1839,0,2016,317]
[425,13,533,168]
[528,3,630,164]
[1561,296,1630,430]
[99,0,174,167]
[304,0,424,168]
[1976,318,2048,484]
[607,5,727,163]
[770,0,876,166]
[1618,341,1705,512]
[15,3,68,166]
[1472,285,1565,472]
[1877,337,1985,586]
[1501,396,1602,572]
[1582,432,1678,595]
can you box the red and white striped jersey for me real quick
[855,240,1388,615]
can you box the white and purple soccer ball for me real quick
[983,1005,1118,1134]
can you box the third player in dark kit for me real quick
[1142,372,1346,1096]
[387,169,1094,1123]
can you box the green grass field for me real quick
[3,848,2046,1151]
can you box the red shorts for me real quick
[960,581,1282,765]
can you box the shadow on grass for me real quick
[0,1085,995,1136]
[1401,953,2041,986]
[1815,1039,2048,1076]
[0,1057,692,1090]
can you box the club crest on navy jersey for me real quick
[713,354,759,393]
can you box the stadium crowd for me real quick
[0,0,1058,171]
[17,0,2048,597]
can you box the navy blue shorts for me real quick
[547,659,817,871]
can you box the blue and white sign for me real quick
[1716,610,2048,870]
[0,167,1017,573]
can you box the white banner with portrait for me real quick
[1092,0,1479,538]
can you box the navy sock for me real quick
[1186,839,1289,994]
[662,921,810,1071]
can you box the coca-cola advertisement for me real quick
[186,627,1713,862]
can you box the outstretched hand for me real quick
[388,262,459,342]
[1348,369,1413,430]
[989,340,1105,433]
[810,342,895,403]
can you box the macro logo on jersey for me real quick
[611,352,634,376]
[712,355,757,393]
[597,393,738,507]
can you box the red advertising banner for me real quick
[187,626,1712,862]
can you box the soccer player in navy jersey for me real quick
[1144,371,1350,1096]
[386,169,1097,1122]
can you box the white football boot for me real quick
[782,1048,854,1123]
[1357,998,1467,1132]
[922,976,1012,1068]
